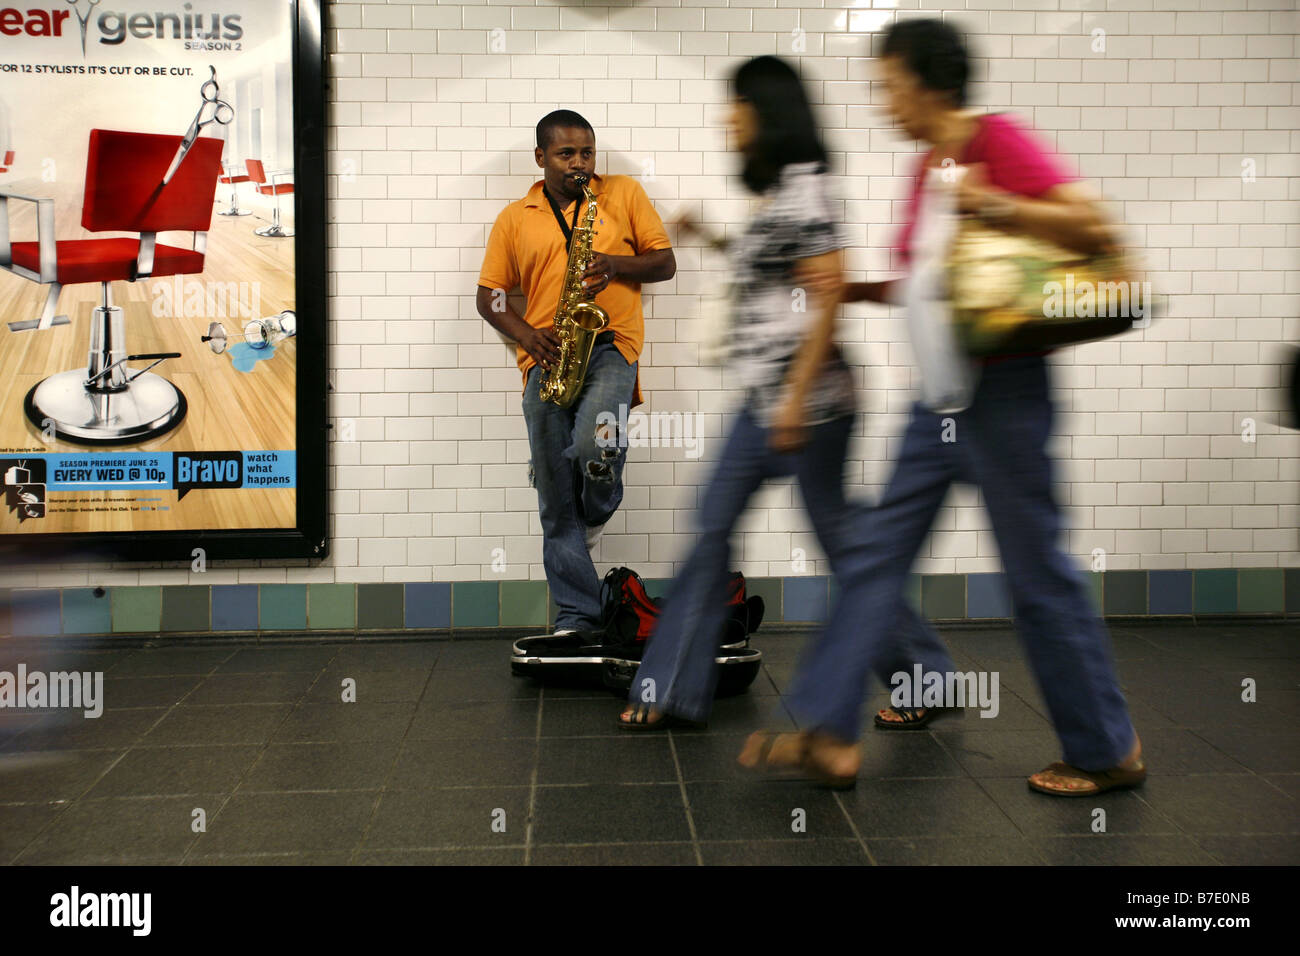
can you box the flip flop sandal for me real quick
[1027,759,1148,797]
[739,732,857,791]
[737,731,806,777]
[873,706,964,730]
[798,737,858,791]
[616,706,703,733]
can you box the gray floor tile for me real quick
[271,701,415,743]
[187,672,319,705]
[685,780,856,842]
[530,783,692,844]
[363,788,531,850]
[976,776,1179,835]
[838,778,1023,839]
[14,795,215,864]
[867,835,1046,865]
[699,838,868,865]
[0,803,68,864]
[389,738,537,789]
[86,745,261,798]
[307,668,430,703]
[1029,835,1221,866]
[537,736,677,785]
[188,791,378,858]
[143,704,293,746]
[1193,834,1300,866]
[240,741,402,792]
[530,842,698,865]
[0,749,125,803]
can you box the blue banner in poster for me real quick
[1,452,296,494]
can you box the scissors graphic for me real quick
[66,0,102,57]
[162,65,234,185]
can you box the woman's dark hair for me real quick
[881,18,970,108]
[731,56,828,194]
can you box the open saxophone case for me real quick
[510,567,765,697]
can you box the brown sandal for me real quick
[738,732,857,791]
[1027,759,1147,797]
[737,731,805,775]
[798,736,857,791]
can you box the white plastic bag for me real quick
[900,165,980,414]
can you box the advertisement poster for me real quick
[0,1,326,558]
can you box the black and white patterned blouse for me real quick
[726,161,854,428]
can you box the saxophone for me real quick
[538,175,610,408]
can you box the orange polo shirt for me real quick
[478,173,672,408]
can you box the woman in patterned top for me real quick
[618,56,938,737]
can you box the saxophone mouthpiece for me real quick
[572,174,589,188]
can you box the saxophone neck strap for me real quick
[542,183,584,252]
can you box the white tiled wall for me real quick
[32,0,1300,588]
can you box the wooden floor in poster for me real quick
[0,178,299,534]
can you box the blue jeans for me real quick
[786,355,1136,770]
[521,341,637,631]
[629,406,951,725]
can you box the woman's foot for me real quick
[618,704,669,730]
[1028,733,1146,796]
[617,705,704,732]
[737,730,861,788]
[737,731,807,772]
[873,702,967,733]
[874,705,964,729]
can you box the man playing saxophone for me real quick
[476,110,676,635]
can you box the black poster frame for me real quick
[0,0,329,562]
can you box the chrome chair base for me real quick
[217,207,252,217]
[25,370,188,445]
[255,223,294,238]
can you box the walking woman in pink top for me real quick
[740,18,1147,795]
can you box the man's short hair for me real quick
[536,110,594,151]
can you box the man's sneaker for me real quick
[553,628,577,636]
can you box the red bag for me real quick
[600,566,763,647]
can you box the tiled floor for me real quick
[0,624,1296,865]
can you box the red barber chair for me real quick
[244,158,294,238]
[0,129,224,443]
[216,159,252,216]
[0,150,13,173]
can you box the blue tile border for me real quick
[405,582,451,629]
[967,573,1013,618]
[783,576,829,623]
[0,570,1294,638]
[212,585,259,632]
[1148,570,1193,615]
[11,589,60,637]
